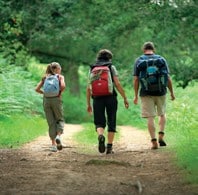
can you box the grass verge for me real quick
[0,115,47,148]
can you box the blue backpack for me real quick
[43,74,60,97]
[137,55,168,92]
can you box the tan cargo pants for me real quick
[43,97,64,140]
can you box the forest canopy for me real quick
[0,0,197,92]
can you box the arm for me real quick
[167,76,175,100]
[59,75,66,93]
[133,76,139,104]
[86,85,92,113]
[113,76,129,109]
[35,80,44,94]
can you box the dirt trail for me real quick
[0,124,197,195]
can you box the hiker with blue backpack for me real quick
[133,42,175,149]
[86,49,129,154]
[35,62,66,152]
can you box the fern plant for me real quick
[0,56,43,117]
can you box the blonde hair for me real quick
[46,62,61,75]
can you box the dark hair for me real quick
[142,42,155,51]
[97,49,113,61]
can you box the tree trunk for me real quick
[63,62,80,96]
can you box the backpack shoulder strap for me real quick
[108,64,113,82]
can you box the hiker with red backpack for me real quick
[86,49,129,154]
[35,62,66,152]
[133,42,175,149]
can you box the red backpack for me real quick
[90,65,113,97]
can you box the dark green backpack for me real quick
[137,55,168,92]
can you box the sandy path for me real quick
[0,124,197,195]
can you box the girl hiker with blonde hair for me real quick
[35,62,66,152]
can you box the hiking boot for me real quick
[55,136,63,150]
[158,131,167,146]
[151,138,158,149]
[106,147,114,154]
[98,135,105,153]
[159,139,167,146]
[50,145,57,152]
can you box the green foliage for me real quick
[1,0,197,92]
[27,59,47,81]
[62,90,91,124]
[0,115,47,148]
[166,82,198,183]
[0,56,44,117]
[0,5,30,67]
[126,1,198,88]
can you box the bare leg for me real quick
[97,127,104,135]
[147,117,158,149]
[52,139,56,145]
[107,132,115,144]
[158,114,166,132]
[97,127,105,153]
[106,132,115,154]
[147,117,156,139]
[158,115,167,146]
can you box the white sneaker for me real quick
[55,136,63,150]
[50,145,57,152]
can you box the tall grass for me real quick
[166,82,198,183]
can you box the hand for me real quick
[170,93,175,101]
[124,99,129,109]
[87,105,92,114]
[133,97,138,104]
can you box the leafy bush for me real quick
[0,56,44,117]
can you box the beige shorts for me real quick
[141,95,166,118]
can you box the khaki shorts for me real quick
[141,95,166,118]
